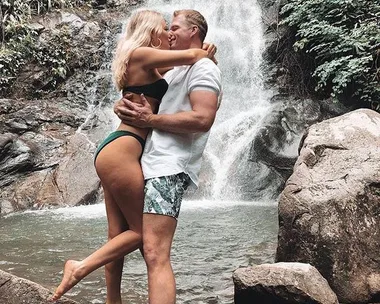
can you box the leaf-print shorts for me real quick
[143,172,191,219]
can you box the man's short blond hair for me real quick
[174,9,208,43]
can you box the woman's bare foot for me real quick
[50,260,83,301]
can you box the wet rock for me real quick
[253,0,355,200]
[54,133,101,207]
[249,96,332,196]
[0,135,35,187]
[0,6,130,214]
[0,133,100,212]
[233,262,338,304]
[0,96,100,213]
[0,269,78,304]
[276,109,380,303]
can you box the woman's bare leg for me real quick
[51,137,144,302]
[103,187,128,304]
[99,137,144,304]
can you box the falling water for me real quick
[75,22,123,146]
[144,0,274,200]
[76,0,274,201]
[0,2,279,304]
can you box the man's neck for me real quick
[189,41,202,49]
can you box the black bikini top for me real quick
[123,78,168,101]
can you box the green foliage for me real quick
[280,0,380,109]
[0,0,91,96]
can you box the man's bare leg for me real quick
[143,213,177,304]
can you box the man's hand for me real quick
[114,93,153,128]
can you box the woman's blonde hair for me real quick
[112,10,164,91]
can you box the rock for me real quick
[233,262,338,304]
[0,269,78,304]
[0,133,16,157]
[0,96,104,213]
[54,133,101,207]
[0,133,101,212]
[28,22,45,33]
[10,169,64,210]
[0,7,128,214]
[0,136,35,187]
[60,12,86,29]
[276,109,380,303]
[249,96,330,198]
[105,0,142,7]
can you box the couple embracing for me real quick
[51,8,222,304]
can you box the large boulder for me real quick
[276,108,380,303]
[233,262,338,304]
[0,97,102,213]
[0,269,78,304]
[0,132,101,212]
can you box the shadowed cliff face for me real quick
[0,3,141,214]
[0,0,354,214]
[245,0,353,200]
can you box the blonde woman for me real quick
[50,10,214,303]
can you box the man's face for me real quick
[169,14,193,50]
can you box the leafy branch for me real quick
[280,0,380,110]
[0,0,92,96]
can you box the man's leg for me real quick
[143,214,177,304]
[142,173,190,304]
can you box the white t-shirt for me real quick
[141,58,222,187]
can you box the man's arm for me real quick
[114,90,218,133]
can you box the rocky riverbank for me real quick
[247,0,356,200]
[234,108,380,303]
[3,108,379,304]
[0,1,142,214]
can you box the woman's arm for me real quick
[132,47,212,69]
[157,66,174,76]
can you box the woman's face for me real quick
[158,19,170,50]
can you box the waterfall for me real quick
[81,0,274,202]
[76,23,125,146]
[144,0,274,200]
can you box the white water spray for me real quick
[77,0,274,201]
[144,0,273,200]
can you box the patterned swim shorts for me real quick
[143,172,191,219]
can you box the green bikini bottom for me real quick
[94,130,145,161]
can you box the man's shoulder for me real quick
[192,58,220,71]
[190,58,221,81]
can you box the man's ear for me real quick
[190,25,199,38]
